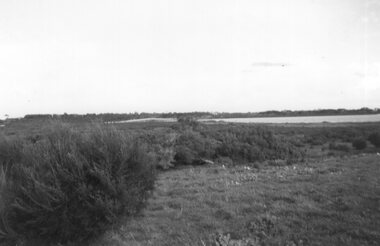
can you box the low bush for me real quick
[352,138,367,150]
[328,142,350,152]
[177,116,200,129]
[175,130,217,160]
[174,146,196,165]
[199,125,305,163]
[139,129,177,170]
[215,156,234,167]
[170,125,305,165]
[153,146,175,170]
[0,123,156,245]
[296,126,374,146]
[306,136,327,146]
[368,132,380,148]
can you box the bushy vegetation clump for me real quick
[328,142,350,152]
[304,128,361,146]
[204,125,305,163]
[170,124,305,165]
[0,123,156,245]
[174,129,218,165]
[138,128,177,170]
[368,132,380,148]
[352,138,367,150]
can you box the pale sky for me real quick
[1,0,379,118]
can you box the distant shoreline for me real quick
[105,114,380,124]
[2,108,379,122]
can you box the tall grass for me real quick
[0,122,156,245]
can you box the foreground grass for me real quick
[93,154,380,246]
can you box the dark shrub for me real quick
[153,145,175,170]
[306,136,327,146]
[177,116,200,129]
[174,146,196,165]
[175,130,217,160]
[139,129,177,170]
[328,142,350,152]
[368,132,380,148]
[0,123,156,245]
[169,124,306,166]
[352,138,367,150]
[201,125,305,163]
[215,156,234,167]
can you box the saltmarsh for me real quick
[1,119,380,245]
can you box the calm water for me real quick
[202,114,380,123]
[112,114,380,124]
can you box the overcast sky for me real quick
[1,0,379,118]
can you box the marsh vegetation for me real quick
[0,118,379,245]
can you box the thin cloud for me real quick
[354,72,365,78]
[251,62,290,67]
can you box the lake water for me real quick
[202,114,380,123]
[112,114,380,124]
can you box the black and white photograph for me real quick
[0,0,379,245]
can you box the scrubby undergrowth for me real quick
[0,123,156,245]
[173,123,305,166]
[3,120,373,245]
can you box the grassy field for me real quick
[92,154,380,246]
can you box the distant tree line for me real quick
[21,107,380,122]
[22,112,213,122]
[212,107,380,118]
[23,112,160,122]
